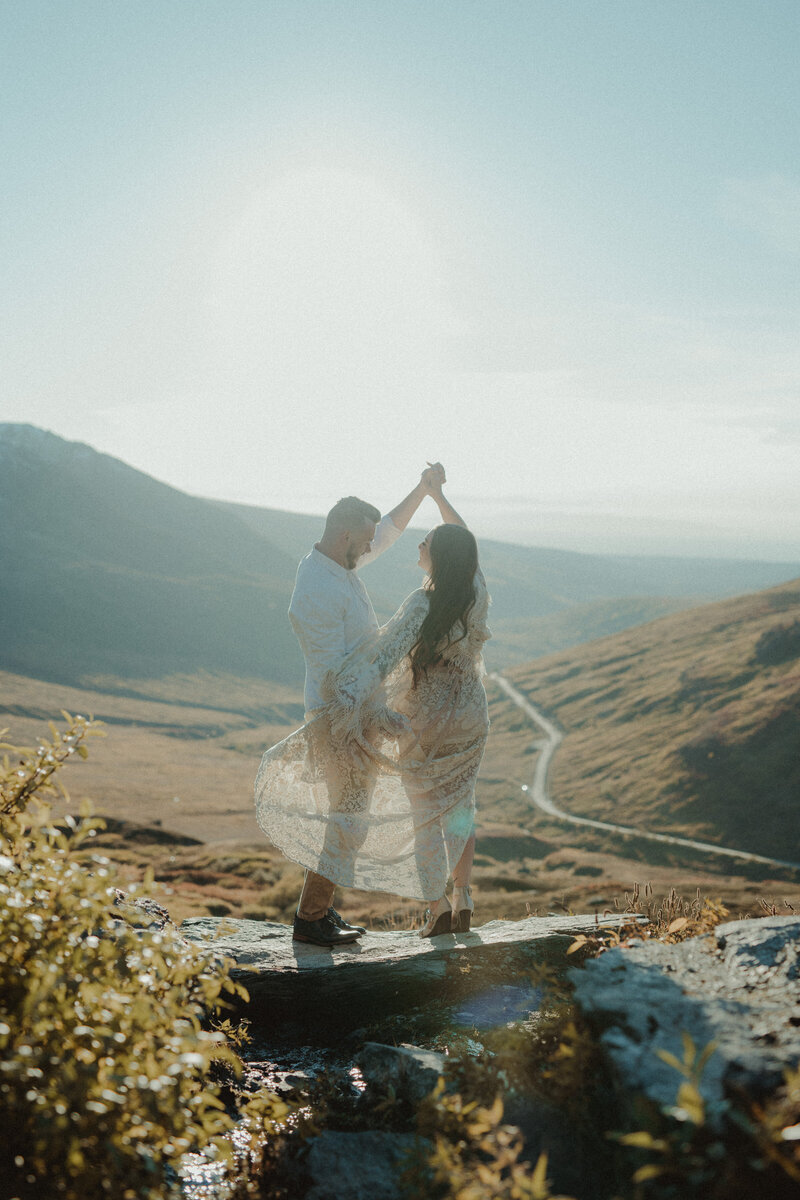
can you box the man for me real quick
[289,464,446,947]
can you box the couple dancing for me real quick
[254,463,491,947]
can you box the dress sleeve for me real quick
[356,515,403,568]
[321,589,429,743]
[469,570,492,646]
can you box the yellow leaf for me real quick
[656,1049,685,1073]
[633,1164,664,1183]
[677,1081,705,1125]
[681,1030,696,1066]
[697,1040,718,1073]
[618,1131,664,1149]
[668,917,689,934]
[76,745,89,760]
[531,1151,549,1190]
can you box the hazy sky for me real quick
[3,1,799,559]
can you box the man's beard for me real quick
[345,546,360,569]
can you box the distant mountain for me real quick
[219,499,800,664]
[2,422,800,688]
[0,424,303,684]
[507,577,800,861]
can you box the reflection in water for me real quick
[178,1042,346,1199]
[180,1127,252,1200]
[452,983,543,1030]
[178,984,543,1197]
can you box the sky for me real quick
[2,0,799,560]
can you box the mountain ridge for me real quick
[3,422,799,687]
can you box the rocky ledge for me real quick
[179,912,637,1024]
[570,914,800,1129]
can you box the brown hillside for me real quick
[5,656,800,927]
[507,577,800,861]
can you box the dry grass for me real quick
[507,578,800,861]
[4,648,800,929]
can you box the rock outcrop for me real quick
[355,1042,448,1104]
[180,913,637,1025]
[569,914,800,1128]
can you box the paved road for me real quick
[489,672,800,874]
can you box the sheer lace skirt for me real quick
[254,663,489,900]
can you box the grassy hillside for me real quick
[507,577,800,861]
[4,664,799,929]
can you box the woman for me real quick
[254,488,490,935]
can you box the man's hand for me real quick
[421,461,446,493]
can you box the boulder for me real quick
[179,913,640,1026]
[304,1130,430,1200]
[112,890,173,931]
[569,915,800,1128]
[355,1042,447,1104]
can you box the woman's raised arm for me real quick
[428,481,467,528]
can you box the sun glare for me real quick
[207,167,458,380]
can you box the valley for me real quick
[3,423,800,935]
[3,652,799,931]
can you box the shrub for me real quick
[403,1081,576,1199]
[754,620,800,666]
[566,883,729,959]
[0,715,269,1200]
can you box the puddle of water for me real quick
[349,1065,366,1094]
[452,983,543,1031]
[178,982,546,1197]
[178,1041,348,1198]
[180,1127,252,1200]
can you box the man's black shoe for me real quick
[328,906,367,936]
[292,913,359,947]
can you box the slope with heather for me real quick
[507,578,800,862]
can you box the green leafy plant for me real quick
[611,1034,731,1196]
[0,712,104,816]
[402,1080,576,1200]
[0,716,288,1200]
[749,1063,800,1187]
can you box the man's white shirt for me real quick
[289,515,404,713]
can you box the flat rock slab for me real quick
[180,913,634,1023]
[570,915,800,1127]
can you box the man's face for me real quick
[345,520,376,569]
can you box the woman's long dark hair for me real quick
[410,524,479,687]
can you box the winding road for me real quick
[489,672,800,874]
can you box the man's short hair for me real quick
[325,496,381,536]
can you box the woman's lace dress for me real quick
[254,574,491,900]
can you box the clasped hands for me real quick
[421,461,446,494]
